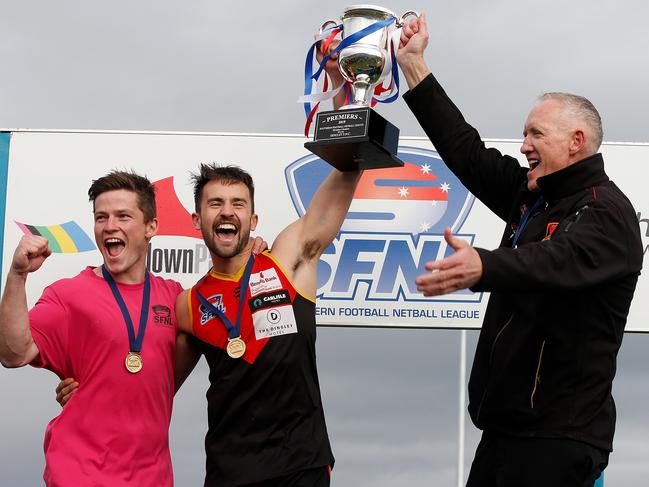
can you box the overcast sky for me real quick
[1,1,648,486]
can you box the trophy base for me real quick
[304,107,404,171]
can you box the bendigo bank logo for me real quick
[285,147,479,302]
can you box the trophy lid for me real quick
[342,5,397,20]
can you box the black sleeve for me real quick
[472,199,642,292]
[403,74,528,222]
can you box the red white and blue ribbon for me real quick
[371,27,402,105]
[299,23,344,135]
[299,17,403,135]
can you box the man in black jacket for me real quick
[397,14,643,487]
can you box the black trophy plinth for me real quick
[304,107,404,171]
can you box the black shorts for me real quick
[466,434,608,487]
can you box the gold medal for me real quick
[226,337,246,359]
[125,352,143,373]
[103,266,151,376]
[196,256,255,360]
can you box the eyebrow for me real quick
[206,196,249,204]
[94,208,135,215]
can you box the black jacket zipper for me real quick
[475,313,514,423]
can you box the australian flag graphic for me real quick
[285,146,475,236]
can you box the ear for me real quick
[250,213,259,232]
[569,129,587,155]
[192,212,201,230]
[145,218,159,240]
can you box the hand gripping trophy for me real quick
[301,5,417,171]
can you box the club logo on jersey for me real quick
[543,222,559,241]
[285,147,479,303]
[198,294,226,325]
[152,304,174,327]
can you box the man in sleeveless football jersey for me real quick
[175,162,362,487]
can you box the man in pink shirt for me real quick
[0,171,184,486]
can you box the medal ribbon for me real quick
[512,196,546,247]
[195,255,255,340]
[101,265,151,353]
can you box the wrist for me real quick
[8,268,29,282]
[399,55,431,90]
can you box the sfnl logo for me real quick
[286,146,479,304]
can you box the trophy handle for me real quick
[396,11,419,28]
[319,19,339,36]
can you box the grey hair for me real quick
[538,92,603,152]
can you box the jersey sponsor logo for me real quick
[249,290,291,312]
[198,293,226,325]
[249,291,297,340]
[252,303,298,340]
[152,304,174,327]
[285,147,481,303]
[249,268,282,296]
[267,308,282,324]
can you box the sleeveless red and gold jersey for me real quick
[188,251,334,486]
[189,251,309,363]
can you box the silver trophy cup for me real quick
[304,5,417,171]
[334,5,416,108]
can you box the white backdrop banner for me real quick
[1,130,647,330]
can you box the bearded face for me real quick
[193,180,258,260]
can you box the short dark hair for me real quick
[88,170,157,222]
[191,163,255,212]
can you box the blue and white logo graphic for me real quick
[199,294,226,325]
[286,146,481,303]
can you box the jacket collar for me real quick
[536,153,608,201]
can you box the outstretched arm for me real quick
[0,236,51,368]
[398,12,526,220]
[272,168,362,292]
[415,228,483,296]
[416,201,642,296]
